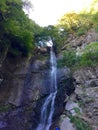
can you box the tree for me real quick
[0,0,42,57]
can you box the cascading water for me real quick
[36,47,57,130]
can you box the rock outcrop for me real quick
[0,55,35,130]
[0,54,51,130]
[73,66,98,130]
[0,52,76,130]
[62,29,98,50]
[0,55,31,105]
[54,67,75,117]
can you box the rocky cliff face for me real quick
[62,29,98,50]
[0,55,31,105]
[30,62,75,129]
[0,52,76,130]
[73,66,98,130]
[0,54,51,129]
[58,28,98,130]
[0,55,33,130]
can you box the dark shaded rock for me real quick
[21,57,51,106]
[0,121,7,128]
[0,54,51,106]
[31,66,76,129]
[58,77,76,96]
[31,95,49,129]
[35,47,47,55]
[0,55,31,105]
[53,68,75,119]
[0,52,52,129]
[57,67,75,96]
[85,79,98,87]
[0,50,76,130]
[0,104,36,130]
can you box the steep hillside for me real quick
[57,27,98,130]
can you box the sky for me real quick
[28,0,93,27]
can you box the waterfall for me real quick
[36,47,57,130]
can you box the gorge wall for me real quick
[0,28,98,130]
[0,51,75,130]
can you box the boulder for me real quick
[59,117,76,130]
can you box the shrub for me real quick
[95,26,98,33]
[79,42,98,67]
[77,27,87,36]
[57,50,77,68]
[58,42,98,69]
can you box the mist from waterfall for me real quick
[36,47,57,130]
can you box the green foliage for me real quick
[58,50,77,68]
[0,0,42,57]
[87,42,98,50]
[8,31,34,56]
[77,27,87,36]
[58,12,92,36]
[79,42,98,67]
[0,0,98,56]
[34,25,67,50]
[74,107,82,115]
[46,25,66,49]
[58,42,98,69]
[70,116,91,130]
[92,11,98,32]
[57,1,98,38]
[95,26,98,33]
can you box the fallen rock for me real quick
[59,117,76,130]
[65,100,82,116]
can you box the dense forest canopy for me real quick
[0,0,98,57]
[0,0,43,57]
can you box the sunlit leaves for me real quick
[58,12,80,31]
[57,0,98,37]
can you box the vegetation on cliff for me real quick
[58,41,98,69]
[57,0,98,69]
[0,0,98,61]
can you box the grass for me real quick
[69,116,91,130]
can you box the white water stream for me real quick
[36,47,57,130]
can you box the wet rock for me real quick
[33,66,76,129]
[0,121,7,128]
[31,60,49,71]
[57,67,75,96]
[0,103,37,130]
[52,67,76,120]
[0,78,3,85]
